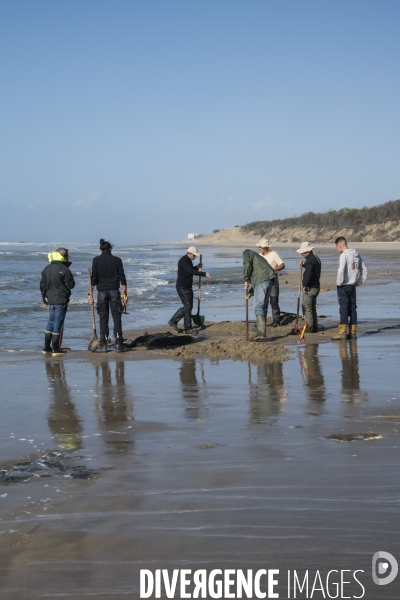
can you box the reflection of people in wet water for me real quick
[94,360,134,453]
[45,361,83,450]
[338,339,363,403]
[299,344,326,404]
[249,360,287,424]
[179,359,208,421]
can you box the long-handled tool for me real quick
[290,265,303,335]
[192,254,205,327]
[59,323,71,351]
[298,323,307,344]
[87,268,100,352]
[245,296,249,341]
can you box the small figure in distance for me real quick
[331,236,367,341]
[40,247,75,357]
[168,246,211,335]
[296,241,321,334]
[89,238,128,352]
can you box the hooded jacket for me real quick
[40,252,75,304]
[337,248,367,286]
[243,250,276,291]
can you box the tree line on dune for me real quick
[240,198,400,240]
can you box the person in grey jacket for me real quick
[331,236,367,340]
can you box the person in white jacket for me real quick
[331,236,367,341]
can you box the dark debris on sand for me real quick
[326,433,382,442]
[0,451,98,485]
[125,332,194,350]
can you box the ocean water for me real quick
[0,242,247,353]
[1,242,399,353]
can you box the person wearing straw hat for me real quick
[257,238,285,327]
[168,246,211,335]
[296,241,321,333]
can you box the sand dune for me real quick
[199,220,400,245]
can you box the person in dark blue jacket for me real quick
[168,246,211,335]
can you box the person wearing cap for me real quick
[243,249,277,341]
[296,242,321,333]
[168,247,211,335]
[40,248,75,357]
[257,238,285,327]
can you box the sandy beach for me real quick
[1,312,400,598]
[1,243,400,598]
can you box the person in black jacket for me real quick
[168,246,211,335]
[40,248,75,357]
[89,238,128,352]
[296,241,321,333]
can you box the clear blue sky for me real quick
[1,0,399,243]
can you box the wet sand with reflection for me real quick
[0,326,400,598]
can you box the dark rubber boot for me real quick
[116,334,127,353]
[95,339,108,353]
[272,318,280,328]
[168,320,181,333]
[42,331,52,355]
[52,333,67,357]
[252,316,267,341]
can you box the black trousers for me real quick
[337,285,357,325]
[269,277,280,320]
[170,287,193,331]
[97,290,123,340]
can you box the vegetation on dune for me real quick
[241,199,400,237]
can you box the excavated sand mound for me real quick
[171,337,291,361]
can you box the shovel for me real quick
[245,296,249,341]
[59,323,71,351]
[192,254,205,327]
[290,265,303,335]
[87,268,100,352]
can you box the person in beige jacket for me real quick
[257,238,285,327]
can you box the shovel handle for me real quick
[246,297,249,341]
[197,254,202,312]
[88,269,97,333]
[296,264,302,325]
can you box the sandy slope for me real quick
[199,220,400,244]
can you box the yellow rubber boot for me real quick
[350,324,357,339]
[331,324,348,341]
